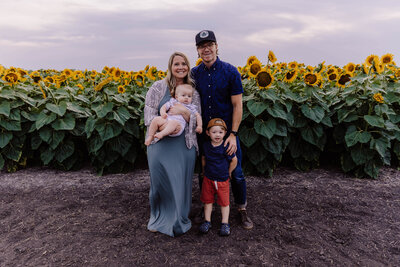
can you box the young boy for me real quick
[199,118,237,236]
[144,84,202,146]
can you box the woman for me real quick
[144,52,201,237]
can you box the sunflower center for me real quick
[305,74,317,84]
[250,64,261,75]
[5,73,18,82]
[328,74,337,81]
[286,71,295,80]
[32,76,42,83]
[257,72,272,87]
[338,74,351,85]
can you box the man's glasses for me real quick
[197,42,215,50]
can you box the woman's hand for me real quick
[169,103,190,121]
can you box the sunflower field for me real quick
[1,52,400,178]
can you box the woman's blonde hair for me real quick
[166,52,195,96]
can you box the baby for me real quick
[145,84,202,146]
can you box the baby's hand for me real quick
[161,113,167,119]
[196,126,203,134]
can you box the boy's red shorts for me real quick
[200,176,230,207]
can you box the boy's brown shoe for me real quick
[239,209,253,229]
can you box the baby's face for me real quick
[175,86,193,104]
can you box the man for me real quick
[191,30,253,229]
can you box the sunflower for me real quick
[118,85,126,94]
[144,65,150,71]
[246,55,259,66]
[328,72,338,82]
[248,61,262,77]
[108,67,115,75]
[374,63,385,74]
[112,68,122,80]
[255,69,274,89]
[268,52,277,65]
[195,58,203,66]
[76,84,84,90]
[17,68,28,77]
[44,76,55,85]
[2,72,20,85]
[74,70,84,79]
[344,62,356,73]
[373,93,384,103]
[306,65,314,72]
[362,64,371,75]
[268,50,277,63]
[8,66,17,73]
[157,71,166,79]
[381,53,394,65]
[90,70,98,79]
[284,69,298,83]
[326,67,337,75]
[288,61,298,69]
[394,69,400,78]
[63,69,73,77]
[147,66,157,80]
[365,54,379,66]
[103,66,110,73]
[30,71,42,84]
[94,77,112,91]
[336,73,351,88]
[303,72,320,86]
[134,73,145,87]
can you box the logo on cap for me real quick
[200,30,209,39]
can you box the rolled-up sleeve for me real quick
[144,80,163,127]
[185,89,201,152]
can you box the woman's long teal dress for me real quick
[146,88,196,237]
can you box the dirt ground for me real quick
[0,165,399,266]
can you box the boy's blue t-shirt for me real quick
[203,141,236,182]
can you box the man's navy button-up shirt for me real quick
[191,57,243,131]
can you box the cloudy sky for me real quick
[1,0,399,71]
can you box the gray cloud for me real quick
[1,0,400,71]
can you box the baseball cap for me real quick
[207,118,227,130]
[195,30,217,46]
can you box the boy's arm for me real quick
[195,112,203,134]
[201,155,206,174]
[228,156,237,178]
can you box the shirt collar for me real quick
[203,57,220,71]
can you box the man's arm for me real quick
[224,93,243,155]
[228,156,238,178]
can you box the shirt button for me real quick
[208,85,210,87]
[208,96,211,98]
[209,106,211,108]
[208,74,210,76]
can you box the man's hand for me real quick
[224,134,237,156]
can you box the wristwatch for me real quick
[231,130,238,136]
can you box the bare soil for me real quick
[0,166,399,266]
